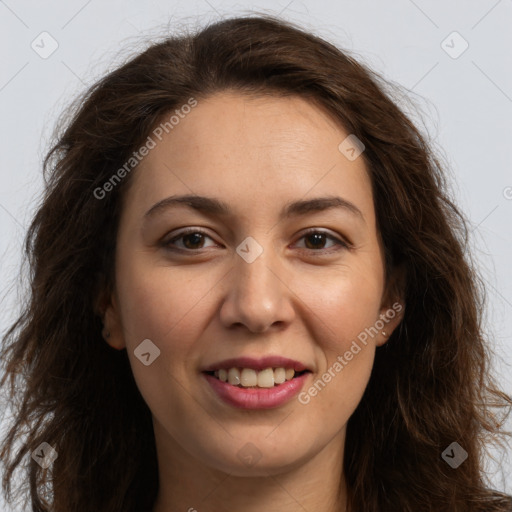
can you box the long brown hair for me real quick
[1,14,511,512]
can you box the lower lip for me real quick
[202,372,310,409]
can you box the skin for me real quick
[101,91,404,512]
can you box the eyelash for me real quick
[162,227,351,254]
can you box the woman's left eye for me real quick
[294,229,349,252]
[162,228,349,253]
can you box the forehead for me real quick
[123,91,375,225]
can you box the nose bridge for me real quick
[219,235,293,332]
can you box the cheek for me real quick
[296,263,383,412]
[300,282,378,421]
[113,253,224,396]
[115,248,214,341]
[305,264,384,353]
[114,256,217,419]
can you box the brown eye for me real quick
[181,232,207,249]
[295,229,349,252]
[304,232,328,249]
[163,229,217,251]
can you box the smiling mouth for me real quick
[204,367,310,388]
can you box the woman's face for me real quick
[104,91,402,476]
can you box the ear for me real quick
[376,264,406,347]
[93,274,126,351]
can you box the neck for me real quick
[151,419,348,512]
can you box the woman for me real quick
[1,14,511,512]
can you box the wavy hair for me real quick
[1,14,511,512]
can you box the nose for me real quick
[219,244,295,333]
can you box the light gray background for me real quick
[1,1,511,509]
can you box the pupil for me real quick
[184,233,203,249]
[306,233,325,249]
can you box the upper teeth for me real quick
[214,367,296,388]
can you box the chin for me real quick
[198,440,312,477]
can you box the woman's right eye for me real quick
[162,229,218,251]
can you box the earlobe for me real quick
[375,301,404,346]
[377,264,406,346]
[96,286,126,351]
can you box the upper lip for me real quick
[201,356,310,373]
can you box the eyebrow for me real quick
[143,194,365,223]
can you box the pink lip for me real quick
[201,356,309,372]
[202,372,310,409]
